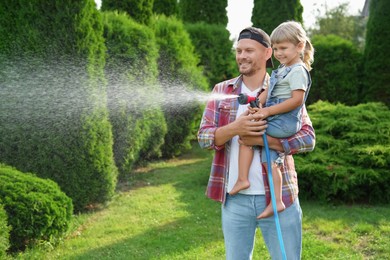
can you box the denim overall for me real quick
[262,63,312,164]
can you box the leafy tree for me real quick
[362,0,390,106]
[101,0,154,24]
[179,0,228,25]
[308,3,367,50]
[153,0,178,16]
[252,0,303,35]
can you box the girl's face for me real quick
[272,41,304,67]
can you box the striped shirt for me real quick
[197,74,316,206]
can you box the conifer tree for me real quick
[362,0,390,106]
[101,0,154,24]
[179,0,228,25]
[153,0,178,16]
[252,0,303,34]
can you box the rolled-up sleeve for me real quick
[197,94,225,151]
[280,105,315,155]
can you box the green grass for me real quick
[10,144,390,260]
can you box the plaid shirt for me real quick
[197,75,316,207]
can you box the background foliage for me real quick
[102,11,167,177]
[0,164,73,251]
[101,0,154,24]
[362,0,390,106]
[252,0,303,35]
[297,101,390,203]
[309,34,362,105]
[0,0,117,212]
[151,15,208,158]
[0,201,10,258]
[179,0,228,25]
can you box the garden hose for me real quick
[238,93,287,259]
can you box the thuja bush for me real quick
[151,15,209,158]
[309,35,362,105]
[0,1,118,212]
[185,22,237,87]
[295,101,390,203]
[102,11,167,176]
[0,164,73,251]
[0,201,10,258]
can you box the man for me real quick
[197,27,315,259]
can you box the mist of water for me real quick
[0,58,238,126]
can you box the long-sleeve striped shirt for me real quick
[197,75,316,207]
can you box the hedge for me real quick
[309,34,362,105]
[0,0,118,212]
[0,164,73,251]
[151,15,209,158]
[185,22,237,87]
[102,11,167,176]
[0,201,10,258]
[296,101,390,204]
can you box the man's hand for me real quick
[214,109,267,146]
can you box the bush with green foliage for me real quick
[309,34,362,105]
[0,0,118,212]
[296,101,390,204]
[0,164,73,251]
[0,201,10,258]
[179,0,228,25]
[185,22,237,87]
[102,11,167,176]
[151,15,209,157]
[101,0,154,24]
[153,0,178,16]
[252,0,303,35]
[363,0,390,106]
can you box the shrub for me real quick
[0,0,118,212]
[0,201,10,258]
[151,15,209,158]
[296,101,390,204]
[309,35,362,105]
[103,11,167,176]
[101,0,154,25]
[362,0,390,106]
[179,0,228,25]
[185,22,237,87]
[0,164,73,251]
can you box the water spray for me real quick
[237,93,287,260]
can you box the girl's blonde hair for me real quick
[270,21,314,71]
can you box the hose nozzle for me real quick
[237,93,259,108]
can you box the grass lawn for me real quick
[11,144,390,260]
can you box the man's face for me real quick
[235,39,270,76]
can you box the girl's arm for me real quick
[259,89,305,118]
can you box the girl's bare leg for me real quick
[257,163,286,218]
[229,144,253,195]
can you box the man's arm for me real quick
[239,106,315,155]
[215,111,267,146]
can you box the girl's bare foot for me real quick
[257,201,285,219]
[229,180,250,195]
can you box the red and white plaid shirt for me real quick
[197,75,316,207]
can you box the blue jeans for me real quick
[222,194,302,260]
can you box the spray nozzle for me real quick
[237,93,260,108]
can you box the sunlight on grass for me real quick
[12,145,390,260]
